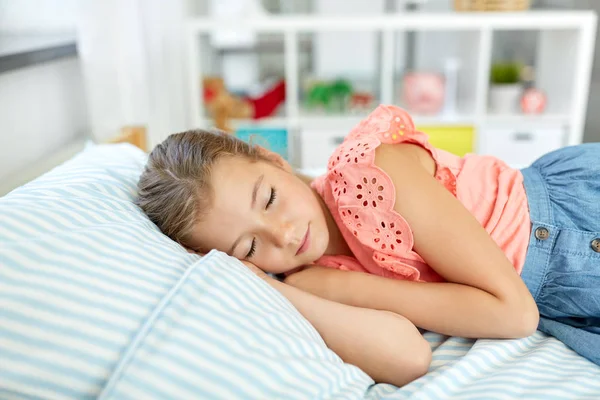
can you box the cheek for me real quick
[307,191,325,221]
[258,249,290,273]
[290,182,318,212]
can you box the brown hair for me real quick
[135,129,268,247]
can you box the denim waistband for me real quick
[519,166,554,301]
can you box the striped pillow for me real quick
[0,143,373,399]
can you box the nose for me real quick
[268,220,296,248]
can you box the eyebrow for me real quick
[229,174,264,255]
[251,174,264,209]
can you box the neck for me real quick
[296,171,353,258]
[313,188,353,257]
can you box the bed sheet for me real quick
[366,332,600,399]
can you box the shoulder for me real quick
[324,105,439,177]
[375,143,436,178]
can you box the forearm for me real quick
[262,276,430,386]
[353,275,522,338]
[286,268,536,339]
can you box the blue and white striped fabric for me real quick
[370,332,600,399]
[1,143,599,399]
[0,143,373,399]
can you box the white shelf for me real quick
[298,111,478,127]
[200,112,568,129]
[199,117,289,130]
[188,11,596,33]
[199,112,479,130]
[186,10,597,167]
[482,113,570,126]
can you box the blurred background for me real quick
[0,0,598,194]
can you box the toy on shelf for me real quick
[203,77,252,132]
[249,79,286,119]
[349,92,374,111]
[305,79,354,113]
[305,82,330,109]
[329,80,353,111]
[202,76,286,132]
[520,66,546,114]
[402,72,445,115]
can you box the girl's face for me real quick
[187,154,330,274]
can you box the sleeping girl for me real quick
[136,105,600,387]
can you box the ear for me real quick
[255,146,293,173]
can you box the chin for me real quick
[308,231,328,264]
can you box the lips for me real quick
[296,225,311,256]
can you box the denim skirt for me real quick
[520,143,600,365]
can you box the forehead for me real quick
[187,156,261,251]
[211,155,258,185]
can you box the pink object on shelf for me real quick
[521,88,546,114]
[402,72,445,114]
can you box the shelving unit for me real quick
[186,11,597,169]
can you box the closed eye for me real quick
[266,187,277,209]
[246,238,256,258]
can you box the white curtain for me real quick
[77,0,188,146]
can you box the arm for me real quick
[244,262,431,387]
[286,144,539,339]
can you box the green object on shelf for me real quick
[306,83,332,108]
[305,79,354,112]
[490,62,522,84]
[330,79,353,98]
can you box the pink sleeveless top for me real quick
[312,105,530,282]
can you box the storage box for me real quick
[236,127,289,161]
[418,125,475,157]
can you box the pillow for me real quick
[0,143,374,399]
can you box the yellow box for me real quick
[417,125,475,157]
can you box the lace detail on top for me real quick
[313,104,531,281]
[318,105,452,282]
[327,105,457,199]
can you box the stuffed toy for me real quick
[203,77,285,132]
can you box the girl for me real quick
[136,105,600,386]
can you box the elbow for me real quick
[518,302,540,337]
[402,337,432,383]
[383,313,431,385]
[394,333,431,385]
[504,297,540,338]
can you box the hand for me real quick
[185,247,270,281]
[185,247,204,256]
[241,260,270,281]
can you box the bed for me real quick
[375,333,599,399]
[0,143,598,399]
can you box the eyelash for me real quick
[247,188,276,259]
[266,187,277,209]
[247,238,256,258]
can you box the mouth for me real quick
[296,224,311,256]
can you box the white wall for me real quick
[537,0,600,142]
[313,0,384,81]
[0,0,90,193]
[0,0,79,33]
[573,0,600,142]
[0,58,88,182]
[0,0,190,194]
